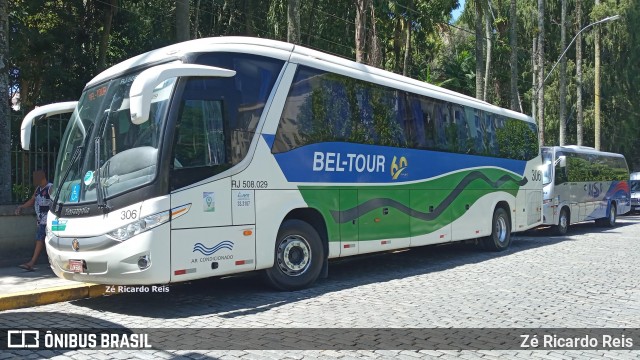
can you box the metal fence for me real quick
[9,111,69,204]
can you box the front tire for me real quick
[265,220,324,291]
[482,207,511,251]
[555,207,569,235]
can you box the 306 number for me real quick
[121,209,138,220]
[531,169,543,182]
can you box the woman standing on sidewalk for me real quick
[14,170,52,271]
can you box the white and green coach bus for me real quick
[541,146,630,234]
[21,37,542,290]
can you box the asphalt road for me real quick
[2,214,640,359]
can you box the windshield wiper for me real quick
[95,136,110,212]
[52,145,83,216]
[52,122,94,216]
[93,106,116,213]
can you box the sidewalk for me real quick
[0,263,103,311]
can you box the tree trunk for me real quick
[304,0,318,44]
[537,0,545,146]
[576,0,583,146]
[355,0,367,63]
[402,0,413,76]
[367,0,381,67]
[194,0,201,38]
[509,0,518,111]
[97,0,117,71]
[393,15,402,72]
[559,0,567,145]
[532,37,537,122]
[474,0,484,100]
[483,1,492,102]
[287,0,300,44]
[176,0,190,41]
[0,0,10,203]
[594,0,601,150]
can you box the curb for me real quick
[0,283,106,311]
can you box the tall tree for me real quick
[594,0,601,150]
[176,0,190,41]
[474,0,484,100]
[559,0,567,145]
[509,0,518,111]
[367,0,381,67]
[536,0,544,146]
[355,0,367,63]
[97,0,118,71]
[287,0,300,44]
[0,0,10,203]
[576,0,583,145]
[402,0,413,76]
[483,0,493,101]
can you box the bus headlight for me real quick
[106,210,170,241]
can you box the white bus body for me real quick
[541,146,630,234]
[21,37,543,289]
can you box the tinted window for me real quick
[171,53,284,189]
[274,66,538,161]
[565,152,628,182]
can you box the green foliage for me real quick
[566,155,628,182]
[12,183,32,202]
[496,119,538,161]
[6,0,640,172]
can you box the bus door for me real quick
[556,153,579,222]
[168,94,255,282]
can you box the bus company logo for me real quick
[312,151,385,173]
[193,241,234,256]
[71,239,80,252]
[585,182,603,198]
[390,156,408,180]
[63,207,90,216]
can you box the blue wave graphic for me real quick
[193,241,234,256]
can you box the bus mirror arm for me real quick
[129,63,236,125]
[20,101,78,150]
[555,156,566,168]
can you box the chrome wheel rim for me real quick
[276,235,311,277]
[560,212,568,230]
[609,207,615,223]
[495,216,508,243]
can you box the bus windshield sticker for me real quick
[83,171,94,186]
[69,184,80,202]
[203,192,215,212]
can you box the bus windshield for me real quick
[632,180,640,192]
[541,147,553,185]
[52,72,176,205]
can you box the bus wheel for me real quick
[265,219,324,291]
[482,207,511,251]
[599,203,617,227]
[555,208,569,235]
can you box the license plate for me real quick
[69,260,84,273]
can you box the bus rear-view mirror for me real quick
[128,63,236,125]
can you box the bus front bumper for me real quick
[45,225,170,285]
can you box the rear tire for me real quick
[555,208,569,235]
[265,219,324,291]
[482,207,511,251]
[599,203,617,227]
